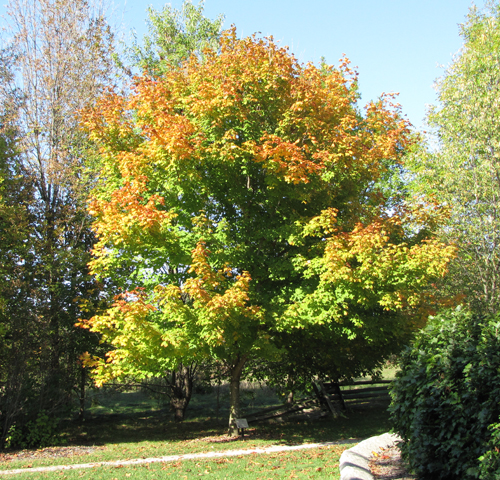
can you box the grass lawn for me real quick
[3,444,349,479]
[0,378,394,478]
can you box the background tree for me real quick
[408,1,500,312]
[389,4,500,478]
[82,29,454,435]
[252,318,411,399]
[0,50,35,447]
[0,0,117,447]
[126,0,224,75]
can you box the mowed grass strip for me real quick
[0,444,349,479]
[0,379,394,474]
[0,402,388,472]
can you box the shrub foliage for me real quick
[390,308,500,480]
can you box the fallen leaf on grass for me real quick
[310,452,324,458]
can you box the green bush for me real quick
[479,421,500,480]
[4,411,60,450]
[390,308,500,480]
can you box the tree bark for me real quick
[78,366,86,422]
[228,355,247,436]
[169,363,195,422]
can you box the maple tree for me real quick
[118,0,226,420]
[82,29,454,434]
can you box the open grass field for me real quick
[0,375,395,479]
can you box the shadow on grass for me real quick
[63,393,391,449]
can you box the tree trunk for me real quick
[228,355,247,436]
[169,363,195,422]
[78,366,86,422]
[171,396,190,422]
[216,377,221,422]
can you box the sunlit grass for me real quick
[1,444,349,479]
[1,377,394,477]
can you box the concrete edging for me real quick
[339,432,401,480]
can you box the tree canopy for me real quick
[408,2,500,312]
[127,0,224,75]
[81,28,454,433]
[0,0,117,448]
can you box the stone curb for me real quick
[339,432,401,480]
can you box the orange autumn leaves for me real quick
[82,28,414,272]
[83,27,410,204]
[282,206,455,331]
[78,240,261,385]
[162,241,262,347]
[79,28,454,383]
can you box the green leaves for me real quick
[408,2,500,312]
[127,0,224,75]
[390,308,500,479]
[83,27,453,408]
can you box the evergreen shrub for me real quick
[390,307,500,479]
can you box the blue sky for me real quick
[0,0,485,130]
[115,0,484,131]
